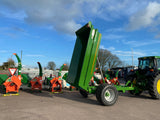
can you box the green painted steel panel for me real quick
[21,74,31,85]
[66,22,101,91]
[0,74,8,85]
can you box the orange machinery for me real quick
[50,77,62,93]
[105,69,120,85]
[50,64,66,93]
[3,53,22,95]
[30,62,43,91]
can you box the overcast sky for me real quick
[0,0,160,68]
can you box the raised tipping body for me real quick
[66,22,101,91]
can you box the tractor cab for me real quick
[138,56,160,72]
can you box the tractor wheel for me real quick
[79,89,88,98]
[96,83,118,106]
[149,75,160,99]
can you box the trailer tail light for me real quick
[86,24,90,28]
[150,69,154,72]
[130,69,134,72]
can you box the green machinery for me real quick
[58,64,66,77]
[66,22,160,106]
[125,56,160,99]
[66,22,118,106]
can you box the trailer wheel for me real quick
[79,89,88,98]
[149,75,160,99]
[96,84,118,106]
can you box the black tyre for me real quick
[149,75,160,99]
[79,89,88,98]
[96,83,118,106]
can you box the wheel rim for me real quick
[157,79,160,94]
[104,89,115,102]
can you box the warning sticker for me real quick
[8,68,17,76]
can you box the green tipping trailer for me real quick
[66,22,118,106]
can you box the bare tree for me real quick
[1,58,15,69]
[107,55,122,68]
[96,49,122,72]
[8,58,15,67]
[121,61,130,67]
[47,61,56,70]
